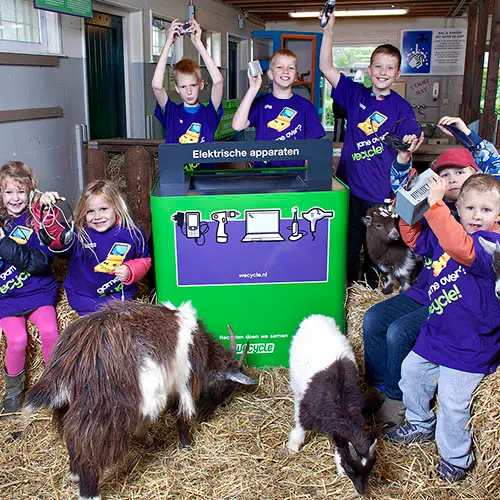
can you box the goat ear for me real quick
[361,216,372,227]
[368,438,377,457]
[225,369,258,385]
[479,236,497,255]
[348,441,358,460]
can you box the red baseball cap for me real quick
[432,148,478,173]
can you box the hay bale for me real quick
[0,284,498,499]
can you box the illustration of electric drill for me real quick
[211,210,240,243]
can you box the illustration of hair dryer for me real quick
[211,210,240,243]
[301,207,334,240]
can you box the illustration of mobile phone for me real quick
[186,212,200,239]
[9,226,33,245]
[94,242,131,274]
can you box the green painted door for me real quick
[85,12,126,140]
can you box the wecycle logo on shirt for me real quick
[427,266,467,315]
[352,135,385,162]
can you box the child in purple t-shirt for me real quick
[0,161,59,414]
[388,174,500,483]
[320,15,419,287]
[38,180,151,316]
[152,19,223,171]
[232,48,325,170]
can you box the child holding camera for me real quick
[152,18,223,170]
[0,161,59,414]
[232,48,325,171]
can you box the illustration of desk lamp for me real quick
[301,207,334,240]
[211,210,240,243]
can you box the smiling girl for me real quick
[0,161,59,414]
[38,180,151,316]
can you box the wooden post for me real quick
[461,3,477,114]
[479,0,500,141]
[84,143,109,184]
[471,0,489,118]
[124,146,154,236]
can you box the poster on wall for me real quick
[401,29,466,76]
[34,0,93,18]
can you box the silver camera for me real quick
[248,60,262,77]
[180,21,193,36]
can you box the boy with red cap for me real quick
[363,142,485,433]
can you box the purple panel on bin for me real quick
[175,218,329,286]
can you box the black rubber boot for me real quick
[1,370,26,415]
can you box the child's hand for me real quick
[396,132,425,164]
[427,175,447,206]
[189,19,202,45]
[322,12,335,33]
[0,227,4,239]
[248,69,262,91]
[40,191,65,206]
[114,265,130,283]
[167,19,182,43]
[437,116,471,136]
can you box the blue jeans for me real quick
[363,293,428,400]
[400,352,483,470]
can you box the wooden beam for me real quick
[0,107,63,123]
[0,53,61,67]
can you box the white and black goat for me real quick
[479,236,500,298]
[362,204,418,294]
[287,314,377,495]
[24,300,257,500]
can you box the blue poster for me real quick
[401,30,432,75]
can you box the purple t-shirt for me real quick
[332,75,419,203]
[63,225,150,316]
[0,212,58,318]
[412,229,500,374]
[155,99,222,171]
[248,93,325,169]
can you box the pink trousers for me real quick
[0,306,59,376]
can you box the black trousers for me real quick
[346,194,380,288]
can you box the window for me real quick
[322,45,376,129]
[0,0,60,54]
[152,17,173,59]
[480,52,500,115]
[201,30,221,67]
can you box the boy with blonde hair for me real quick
[152,19,223,167]
[388,174,500,483]
[232,48,325,170]
[320,15,419,286]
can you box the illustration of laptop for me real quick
[241,210,285,242]
[94,242,131,274]
[9,226,33,245]
[357,110,388,136]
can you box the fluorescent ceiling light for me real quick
[290,8,409,18]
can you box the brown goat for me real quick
[24,300,256,499]
[362,205,418,294]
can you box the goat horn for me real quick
[227,324,237,358]
[238,341,250,369]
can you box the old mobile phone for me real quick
[248,60,262,77]
[186,212,200,239]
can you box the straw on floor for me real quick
[0,283,498,499]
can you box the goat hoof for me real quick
[382,285,393,295]
[69,473,79,483]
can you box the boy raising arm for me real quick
[320,14,419,286]
[152,19,223,152]
[232,49,325,171]
[388,174,500,483]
